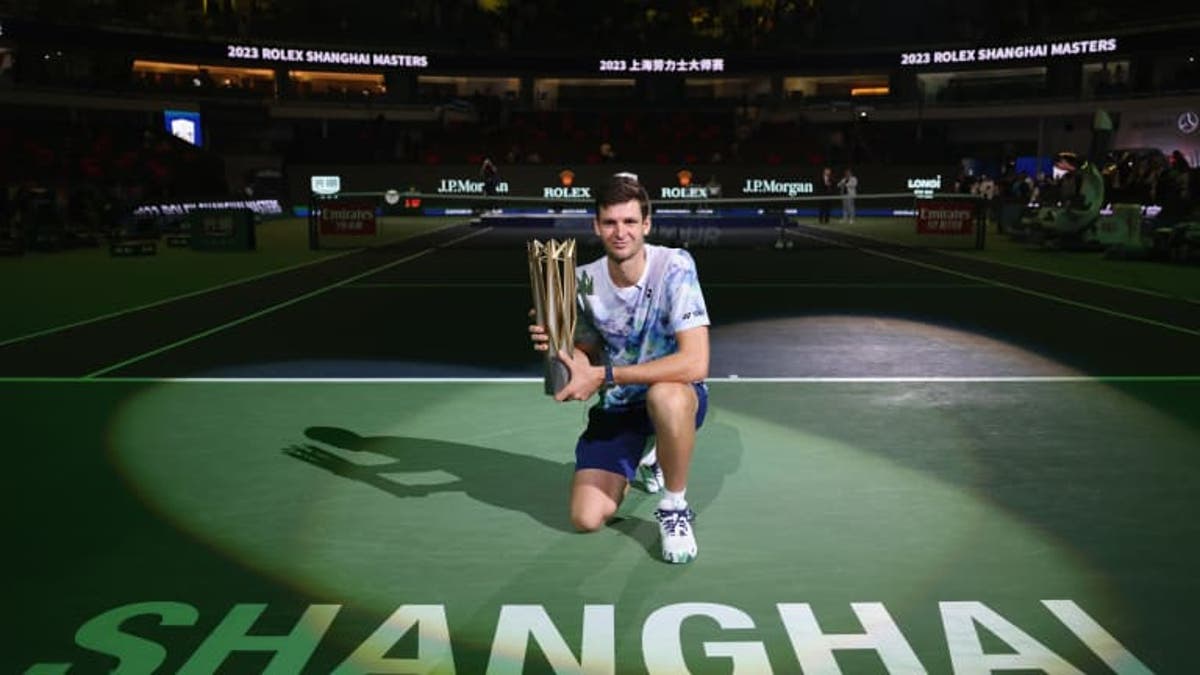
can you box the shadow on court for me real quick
[284,418,743,563]
[285,426,577,533]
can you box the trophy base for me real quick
[544,357,571,396]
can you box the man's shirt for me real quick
[575,244,710,408]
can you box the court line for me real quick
[804,222,1198,304]
[936,248,1200,304]
[4,375,1199,384]
[794,230,1200,337]
[0,248,361,349]
[80,227,493,379]
[340,281,992,289]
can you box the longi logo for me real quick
[742,179,814,196]
[907,175,943,190]
[907,175,943,197]
[437,179,510,194]
[543,186,592,199]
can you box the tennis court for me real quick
[5,210,1199,673]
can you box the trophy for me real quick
[527,238,578,395]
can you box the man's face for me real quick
[594,198,650,264]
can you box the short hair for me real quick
[595,173,651,219]
[1054,151,1081,169]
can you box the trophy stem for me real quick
[544,353,571,396]
[528,237,577,397]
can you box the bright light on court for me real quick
[710,315,1082,379]
[101,369,1184,671]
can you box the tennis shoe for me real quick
[638,461,665,494]
[655,505,697,564]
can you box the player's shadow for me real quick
[284,426,578,533]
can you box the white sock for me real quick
[659,488,687,510]
[640,444,658,467]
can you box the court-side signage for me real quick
[437,179,510,194]
[226,43,429,68]
[133,199,283,217]
[311,175,341,195]
[741,179,814,197]
[659,186,711,199]
[319,202,377,235]
[28,599,1149,673]
[542,186,592,199]
[900,37,1117,66]
[598,57,725,73]
[916,200,976,235]
[907,175,943,198]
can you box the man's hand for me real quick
[528,308,549,352]
[553,348,603,402]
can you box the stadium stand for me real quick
[0,1,1196,257]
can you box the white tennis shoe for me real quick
[638,461,665,493]
[655,504,697,564]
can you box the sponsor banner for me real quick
[319,202,377,235]
[133,199,283,217]
[742,179,814,196]
[542,186,592,199]
[599,56,725,73]
[659,186,712,200]
[286,165,962,207]
[907,175,944,198]
[437,179,510,195]
[226,44,429,68]
[916,201,977,235]
[900,37,1118,67]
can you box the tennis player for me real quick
[529,173,711,564]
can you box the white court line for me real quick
[0,220,475,350]
[341,281,991,289]
[794,229,1200,337]
[800,222,1199,304]
[81,227,493,379]
[937,248,1200,304]
[0,248,361,349]
[4,375,1199,383]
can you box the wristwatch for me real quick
[604,361,615,387]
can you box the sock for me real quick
[659,488,687,510]
[640,444,658,467]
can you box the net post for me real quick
[976,195,986,250]
[308,192,319,251]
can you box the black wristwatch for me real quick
[604,361,615,387]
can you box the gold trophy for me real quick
[527,238,578,395]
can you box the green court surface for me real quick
[810,218,1200,302]
[0,216,461,343]
[9,378,1198,673]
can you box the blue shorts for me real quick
[574,383,708,481]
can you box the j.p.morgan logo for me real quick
[742,179,814,196]
[437,179,509,194]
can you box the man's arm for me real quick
[554,326,709,402]
[611,325,709,385]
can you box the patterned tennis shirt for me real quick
[574,243,710,409]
